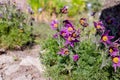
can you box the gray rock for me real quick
[20,56,45,73]
[0,75,2,80]
[0,55,14,65]
[14,75,28,80]
[4,64,20,75]
[102,0,120,9]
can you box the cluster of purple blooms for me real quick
[50,19,80,62]
[50,6,120,72]
[94,21,120,72]
[50,6,80,62]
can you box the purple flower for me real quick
[27,6,34,14]
[73,54,79,61]
[53,33,58,38]
[58,48,69,56]
[94,21,105,30]
[63,20,75,34]
[50,20,58,30]
[65,35,79,47]
[112,56,120,72]
[63,20,74,28]
[60,6,68,14]
[64,29,80,47]
[100,30,114,46]
[71,29,80,38]
[60,29,67,38]
[79,18,88,27]
[109,45,119,57]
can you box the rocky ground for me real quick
[0,45,47,80]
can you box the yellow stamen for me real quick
[68,27,73,31]
[109,48,113,53]
[80,20,85,25]
[102,36,108,41]
[68,37,72,41]
[96,25,101,29]
[72,33,77,38]
[62,33,65,37]
[64,49,69,55]
[54,24,58,28]
[113,57,119,63]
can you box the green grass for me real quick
[33,22,55,44]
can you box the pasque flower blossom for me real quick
[79,18,88,27]
[50,20,58,30]
[108,45,119,57]
[94,21,105,31]
[100,30,114,46]
[58,48,69,56]
[60,6,68,14]
[112,56,120,72]
[73,54,79,61]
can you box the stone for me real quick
[14,75,28,80]
[4,64,20,75]
[100,0,120,41]
[102,0,120,9]
[26,74,32,80]
[0,55,14,65]
[20,56,45,73]
[0,75,2,80]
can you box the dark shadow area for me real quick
[100,3,120,40]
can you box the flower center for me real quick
[62,33,65,37]
[72,33,77,38]
[68,27,73,31]
[68,37,72,41]
[64,49,69,55]
[96,25,101,29]
[102,36,108,41]
[80,20,85,25]
[54,24,58,28]
[109,48,113,53]
[113,57,119,63]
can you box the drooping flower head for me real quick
[27,6,34,15]
[53,33,58,39]
[63,20,74,28]
[108,44,119,57]
[73,54,79,62]
[60,28,67,38]
[60,6,68,14]
[100,30,114,46]
[79,18,88,27]
[112,56,120,72]
[65,34,79,47]
[58,48,69,56]
[50,20,58,30]
[63,20,75,34]
[94,21,105,30]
